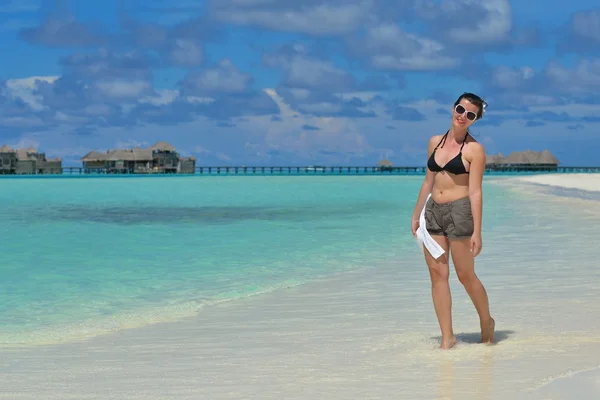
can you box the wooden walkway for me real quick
[9,165,600,175]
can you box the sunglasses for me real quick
[454,104,478,121]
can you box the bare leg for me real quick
[450,238,495,344]
[424,235,455,349]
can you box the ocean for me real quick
[1,174,600,399]
[0,175,514,346]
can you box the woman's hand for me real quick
[411,217,420,237]
[470,233,482,257]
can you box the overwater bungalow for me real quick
[0,145,62,174]
[80,141,196,174]
[377,159,393,171]
[485,150,559,171]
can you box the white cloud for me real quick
[546,59,600,93]
[263,44,354,90]
[210,0,373,35]
[445,0,512,44]
[492,65,536,89]
[52,111,90,125]
[260,88,372,156]
[216,152,232,162]
[359,24,458,71]
[336,91,380,102]
[140,89,179,105]
[263,88,295,117]
[94,79,152,99]
[571,10,600,42]
[170,38,203,66]
[2,115,46,128]
[11,137,40,150]
[115,139,150,149]
[194,145,212,154]
[5,76,59,110]
[182,59,251,94]
[529,102,600,118]
[82,104,113,117]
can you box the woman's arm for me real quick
[411,136,437,222]
[468,144,486,235]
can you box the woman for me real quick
[411,92,494,350]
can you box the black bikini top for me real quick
[427,131,469,175]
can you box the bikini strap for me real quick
[459,133,469,151]
[435,131,449,150]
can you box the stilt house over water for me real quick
[0,145,62,174]
[486,149,560,171]
[377,159,393,171]
[80,141,196,174]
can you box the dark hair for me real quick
[454,92,487,120]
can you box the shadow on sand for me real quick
[430,330,516,345]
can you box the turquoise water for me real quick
[1,175,512,346]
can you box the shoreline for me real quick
[507,172,600,193]
[3,174,600,398]
[534,364,600,399]
[1,257,402,349]
[3,248,600,398]
[0,276,314,349]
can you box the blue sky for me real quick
[1,0,600,166]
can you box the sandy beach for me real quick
[513,173,600,192]
[2,257,599,400]
[2,174,600,399]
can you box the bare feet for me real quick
[481,317,495,344]
[440,336,457,350]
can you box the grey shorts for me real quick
[425,196,474,239]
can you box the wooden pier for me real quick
[5,165,599,176]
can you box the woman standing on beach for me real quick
[411,92,494,350]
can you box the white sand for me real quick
[535,364,600,399]
[3,257,600,399]
[2,177,600,399]
[513,173,600,192]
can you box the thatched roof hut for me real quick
[505,151,533,164]
[486,152,506,165]
[539,149,560,165]
[505,150,559,165]
[81,150,107,162]
[0,145,61,173]
[16,149,35,160]
[81,146,166,162]
[0,145,58,160]
[150,141,176,152]
[105,149,154,161]
[80,141,190,174]
[377,159,393,167]
[486,149,559,166]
